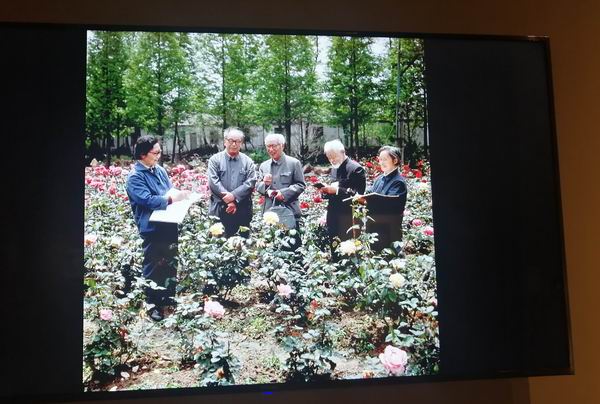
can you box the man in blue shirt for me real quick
[126,136,189,321]
[207,127,257,237]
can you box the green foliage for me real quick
[380,38,427,161]
[326,37,380,152]
[255,35,321,154]
[124,32,197,138]
[86,31,130,152]
[83,155,439,389]
[162,296,240,386]
[247,148,270,164]
[195,33,262,130]
[281,328,337,383]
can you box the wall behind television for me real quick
[1,1,598,403]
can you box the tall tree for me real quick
[380,38,426,161]
[85,31,130,162]
[196,33,262,137]
[124,32,196,159]
[255,34,320,154]
[326,36,379,155]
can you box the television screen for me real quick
[83,30,439,391]
[1,24,571,402]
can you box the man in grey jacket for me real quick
[256,133,306,235]
[207,127,257,237]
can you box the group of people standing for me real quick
[125,127,408,321]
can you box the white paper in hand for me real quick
[149,190,202,224]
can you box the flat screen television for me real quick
[1,23,571,402]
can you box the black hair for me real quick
[378,145,402,166]
[134,135,159,160]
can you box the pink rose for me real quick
[318,214,327,226]
[204,301,225,319]
[85,176,92,185]
[109,185,117,195]
[411,218,423,227]
[100,309,113,321]
[94,166,109,176]
[379,345,408,375]
[109,166,122,176]
[277,284,293,298]
[423,226,434,236]
[84,234,98,246]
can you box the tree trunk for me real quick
[131,127,141,157]
[172,120,178,163]
[221,35,227,130]
[350,38,357,155]
[284,35,292,154]
[395,39,402,149]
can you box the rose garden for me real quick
[83,156,439,391]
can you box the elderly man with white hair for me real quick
[207,127,257,237]
[319,139,366,255]
[256,133,306,241]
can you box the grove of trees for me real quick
[85,31,427,163]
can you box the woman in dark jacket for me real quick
[362,146,408,251]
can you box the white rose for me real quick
[389,273,406,289]
[390,258,406,271]
[110,236,123,248]
[263,211,279,225]
[338,239,358,256]
[209,223,225,237]
[226,236,244,250]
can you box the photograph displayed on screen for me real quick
[83,30,439,392]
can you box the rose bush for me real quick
[83,156,438,388]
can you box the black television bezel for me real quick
[1,21,572,403]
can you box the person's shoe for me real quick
[147,308,164,322]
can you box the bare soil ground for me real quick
[85,285,388,391]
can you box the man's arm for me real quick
[338,165,367,197]
[126,174,169,211]
[231,158,258,202]
[279,159,306,202]
[255,162,269,195]
[207,155,228,197]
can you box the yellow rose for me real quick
[263,211,279,225]
[209,222,225,237]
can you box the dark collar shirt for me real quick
[369,168,407,196]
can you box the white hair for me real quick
[264,133,286,145]
[224,127,245,140]
[324,139,345,154]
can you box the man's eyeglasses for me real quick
[149,150,162,155]
[225,138,243,145]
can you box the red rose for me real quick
[366,161,374,168]
[308,176,318,183]
[300,202,310,209]
[258,196,265,205]
[412,169,423,179]
[313,195,323,203]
